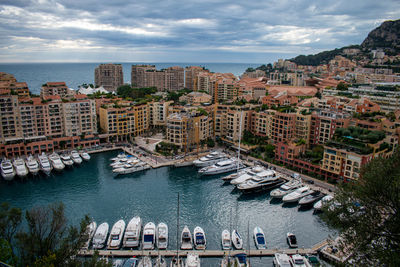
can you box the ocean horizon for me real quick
[0,62,262,94]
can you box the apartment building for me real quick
[310,110,350,145]
[94,63,124,92]
[41,82,73,98]
[185,66,205,90]
[131,65,157,88]
[148,100,173,127]
[214,77,239,103]
[270,112,296,143]
[225,109,250,143]
[249,110,276,138]
[131,65,184,91]
[295,111,312,145]
[0,95,22,142]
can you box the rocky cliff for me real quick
[361,19,400,54]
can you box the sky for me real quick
[0,0,399,64]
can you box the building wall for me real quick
[94,64,124,92]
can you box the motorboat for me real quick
[282,186,314,203]
[286,232,298,248]
[170,257,183,267]
[185,253,200,267]
[80,151,91,161]
[273,253,292,267]
[38,153,52,175]
[237,175,286,193]
[137,256,152,267]
[299,191,324,207]
[123,216,142,248]
[113,259,124,267]
[231,230,243,249]
[230,166,268,185]
[157,222,168,249]
[142,222,156,250]
[107,220,126,249]
[290,254,312,267]
[193,151,228,167]
[220,256,229,267]
[13,158,29,178]
[113,163,151,175]
[48,152,65,171]
[221,167,250,181]
[111,152,127,161]
[313,195,334,211]
[111,159,139,168]
[1,159,15,181]
[180,225,193,250]
[193,226,206,250]
[71,150,83,164]
[198,158,242,175]
[253,226,266,249]
[221,229,231,250]
[270,180,303,198]
[83,221,97,249]
[123,258,138,267]
[92,222,109,249]
[154,256,167,267]
[25,155,40,175]
[231,253,249,267]
[60,154,74,167]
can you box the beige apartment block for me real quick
[41,82,73,98]
[0,95,22,142]
[131,65,184,91]
[185,66,207,90]
[148,100,173,127]
[95,63,124,92]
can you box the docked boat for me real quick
[111,153,127,161]
[221,167,250,181]
[137,256,152,267]
[123,258,138,267]
[193,151,228,167]
[80,151,91,161]
[170,257,183,267]
[13,158,29,178]
[92,222,109,249]
[231,253,249,267]
[282,186,314,203]
[25,155,40,175]
[221,229,231,250]
[60,154,74,167]
[290,254,312,267]
[123,216,142,248]
[113,259,124,267]
[71,150,83,164]
[49,152,65,171]
[286,232,298,248]
[273,253,292,267]
[154,256,167,267]
[110,159,139,168]
[270,180,303,199]
[253,226,266,249]
[107,220,126,249]
[1,159,15,181]
[237,175,286,194]
[157,222,168,249]
[220,256,229,267]
[83,221,97,249]
[142,222,156,250]
[38,153,52,175]
[180,225,193,250]
[313,195,334,211]
[193,226,206,250]
[113,163,150,175]
[299,191,324,207]
[231,230,243,249]
[185,253,200,267]
[198,158,242,175]
[230,166,268,185]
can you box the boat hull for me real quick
[238,179,286,194]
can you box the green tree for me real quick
[336,82,349,91]
[321,149,400,265]
[0,202,22,243]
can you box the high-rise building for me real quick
[185,66,206,90]
[41,82,73,98]
[131,65,185,91]
[95,64,123,92]
[131,65,156,88]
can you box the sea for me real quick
[0,62,261,94]
[0,150,335,266]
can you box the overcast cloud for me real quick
[0,0,399,63]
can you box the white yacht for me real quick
[287,232,298,248]
[180,225,193,250]
[231,230,243,249]
[92,222,109,249]
[157,222,168,249]
[110,158,139,168]
[48,152,65,171]
[237,173,285,193]
[221,167,250,181]
[71,150,82,164]
[231,166,267,185]
[290,254,312,267]
[107,220,126,249]
[221,229,231,250]
[113,163,150,175]
[138,256,152,267]
[13,158,29,178]
[198,158,242,175]
[154,256,167,267]
[80,151,91,161]
[60,154,74,167]
[193,226,206,250]
[231,253,249,267]
[282,186,314,203]
[111,152,126,161]
[313,195,334,211]
[273,253,292,267]
[25,155,40,175]
[193,151,228,167]
[185,253,200,267]
[83,221,97,249]
[253,226,266,249]
[38,153,52,175]
[123,216,142,248]
[270,180,303,198]
[299,191,324,207]
[1,159,15,181]
[142,222,156,250]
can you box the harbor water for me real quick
[0,151,335,266]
